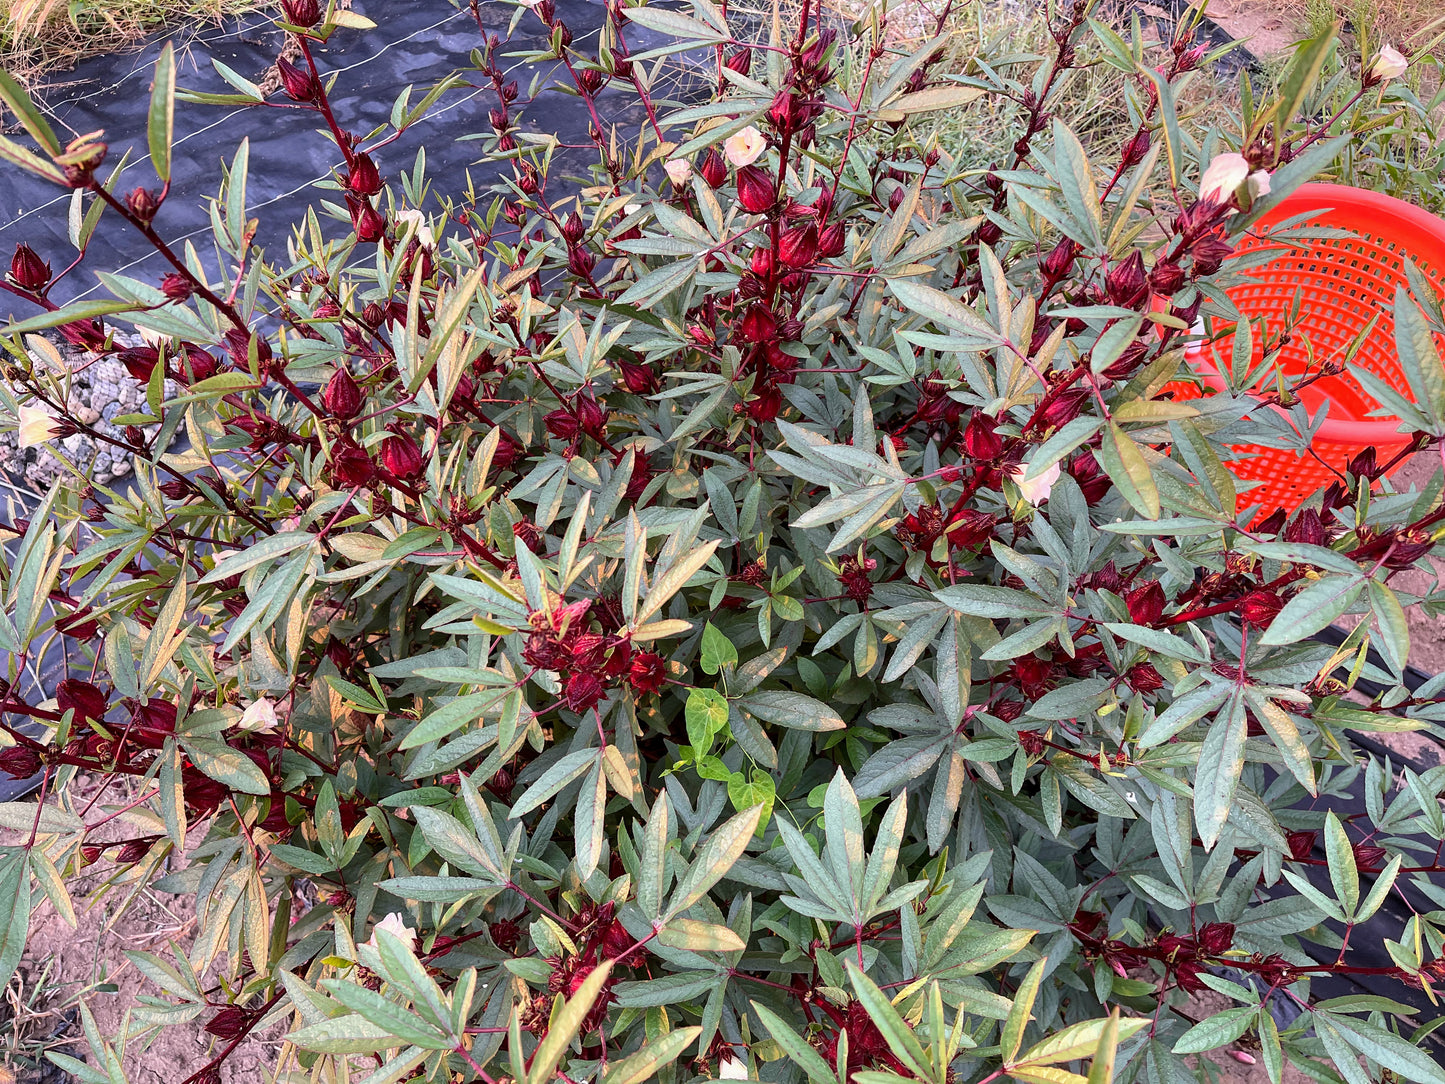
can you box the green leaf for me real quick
[602,1026,703,1084]
[1319,1010,1445,1084]
[700,622,739,675]
[1023,1015,1150,1065]
[1086,1011,1124,1084]
[1260,575,1364,645]
[199,531,317,584]
[739,690,845,731]
[181,738,270,795]
[666,803,763,920]
[622,5,728,43]
[1394,284,1445,433]
[1323,810,1359,920]
[527,962,614,1084]
[1193,690,1245,851]
[0,854,32,991]
[0,68,61,155]
[686,688,729,757]
[752,1000,839,1084]
[1171,1006,1255,1054]
[1002,959,1048,1065]
[148,44,176,182]
[656,916,745,952]
[846,963,931,1079]
[323,983,450,1049]
[1098,422,1159,519]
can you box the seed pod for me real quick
[735,165,776,214]
[381,429,425,480]
[281,0,320,26]
[55,679,106,722]
[277,57,319,102]
[346,153,383,196]
[777,222,818,269]
[699,148,726,188]
[322,367,364,420]
[8,244,51,291]
[126,187,162,224]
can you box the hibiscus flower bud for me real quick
[746,385,782,422]
[618,358,660,395]
[1039,237,1076,281]
[1148,260,1185,296]
[1121,128,1152,167]
[8,244,51,291]
[1353,843,1387,872]
[629,651,666,694]
[159,272,192,301]
[1191,232,1235,276]
[348,196,386,243]
[545,409,580,441]
[0,746,42,780]
[126,187,161,225]
[1287,830,1317,861]
[817,222,846,258]
[1036,386,1091,434]
[768,90,796,131]
[1125,663,1164,693]
[1198,922,1235,955]
[1105,251,1149,309]
[347,153,383,196]
[1174,960,1208,993]
[1240,590,1284,628]
[565,671,605,713]
[1017,730,1046,757]
[1126,581,1166,626]
[180,344,218,383]
[735,165,776,214]
[1347,447,1381,480]
[561,212,585,244]
[57,679,108,722]
[61,138,107,187]
[278,57,319,102]
[322,367,364,420]
[724,48,752,76]
[575,393,609,439]
[204,1006,251,1041]
[1283,507,1327,547]
[575,67,605,96]
[1069,445,1109,505]
[1384,527,1434,568]
[280,0,320,24]
[119,346,160,383]
[963,412,1003,459]
[568,247,597,278]
[738,303,777,344]
[946,509,997,549]
[329,439,376,487]
[778,222,818,268]
[699,148,727,188]
[381,429,424,479]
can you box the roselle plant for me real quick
[3,1,1445,1082]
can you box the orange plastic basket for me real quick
[1165,182,1445,516]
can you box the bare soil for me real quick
[6,777,281,1082]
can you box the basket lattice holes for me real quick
[1166,183,1445,515]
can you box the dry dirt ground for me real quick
[4,776,281,1083]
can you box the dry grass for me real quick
[0,0,270,83]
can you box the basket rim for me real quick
[1192,182,1445,447]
